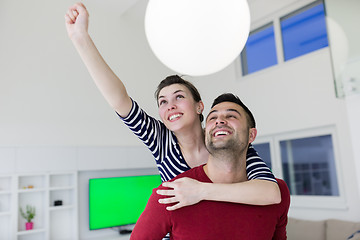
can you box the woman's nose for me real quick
[168,102,176,111]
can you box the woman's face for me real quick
[157,84,203,132]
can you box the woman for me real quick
[64,2,280,211]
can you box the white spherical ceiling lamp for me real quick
[145,0,251,76]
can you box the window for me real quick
[280,1,328,61]
[239,0,330,76]
[280,135,339,196]
[253,143,272,169]
[241,23,278,75]
[253,127,342,208]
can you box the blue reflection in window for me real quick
[280,135,339,196]
[281,2,328,61]
[241,23,277,75]
[253,143,272,169]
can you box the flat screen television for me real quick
[89,174,162,230]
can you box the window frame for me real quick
[280,0,328,61]
[253,126,346,210]
[240,22,278,76]
[252,136,281,177]
[238,0,328,79]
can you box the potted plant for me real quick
[19,205,36,230]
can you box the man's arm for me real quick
[130,188,171,240]
[272,179,291,240]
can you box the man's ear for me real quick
[248,128,257,143]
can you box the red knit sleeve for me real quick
[130,187,171,240]
[272,179,291,240]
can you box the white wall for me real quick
[1,0,360,228]
[346,94,360,202]
[0,0,160,146]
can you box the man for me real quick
[130,93,290,240]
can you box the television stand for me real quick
[86,234,130,240]
[119,229,133,235]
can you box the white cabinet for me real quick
[17,174,47,237]
[48,173,78,240]
[0,172,78,240]
[0,175,13,240]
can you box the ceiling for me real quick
[103,0,304,19]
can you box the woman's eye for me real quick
[159,100,167,105]
[176,95,184,99]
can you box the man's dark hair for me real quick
[155,75,204,122]
[211,93,256,128]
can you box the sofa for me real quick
[287,218,360,240]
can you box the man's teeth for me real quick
[215,131,229,136]
[169,114,182,121]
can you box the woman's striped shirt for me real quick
[118,99,276,183]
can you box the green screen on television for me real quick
[89,174,162,230]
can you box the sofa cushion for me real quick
[349,231,360,240]
[287,217,326,240]
[348,231,360,240]
[326,219,360,240]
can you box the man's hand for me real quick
[157,177,205,211]
[64,2,89,39]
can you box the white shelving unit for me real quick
[48,172,78,240]
[5,171,79,240]
[16,173,47,239]
[0,175,13,240]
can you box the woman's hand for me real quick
[157,177,205,211]
[64,2,89,39]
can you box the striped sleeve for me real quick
[246,144,277,183]
[118,99,164,162]
[116,99,190,182]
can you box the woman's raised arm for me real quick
[65,2,132,117]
